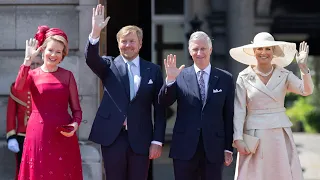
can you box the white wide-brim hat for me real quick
[229,32,297,67]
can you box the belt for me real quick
[248,107,286,115]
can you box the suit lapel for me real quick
[131,58,150,101]
[183,66,201,102]
[245,67,278,101]
[205,67,219,105]
[113,56,130,99]
[266,66,286,91]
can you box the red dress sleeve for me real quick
[68,72,82,125]
[14,65,32,91]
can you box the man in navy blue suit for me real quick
[159,31,234,180]
[85,4,166,180]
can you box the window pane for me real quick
[155,0,184,15]
[163,23,185,43]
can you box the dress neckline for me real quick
[40,66,59,73]
[250,65,276,86]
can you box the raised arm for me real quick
[14,65,32,92]
[158,54,184,106]
[15,38,41,91]
[287,42,314,95]
[287,71,313,96]
[287,41,314,96]
[84,4,111,80]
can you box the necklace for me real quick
[254,66,274,77]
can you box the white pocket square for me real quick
[213,89,222,93]
[148,79,153,84]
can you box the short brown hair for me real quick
[116,25,143,43]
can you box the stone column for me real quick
[227,0,255,76]
[77,0,99,141]
[255,0,273,33]
[185,0,212,65]
[207,0,228,69]
[77,0,104,179]
[189,0,212,33]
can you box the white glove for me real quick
[296,41,309,65]
[8,138,20,153]
[295,41,310,74]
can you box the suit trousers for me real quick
[101,129,150,180]
[173,132,223,180]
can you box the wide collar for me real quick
[240,65,289,101]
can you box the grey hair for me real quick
[188,31,212,49]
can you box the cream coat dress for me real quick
[234,65,314,180]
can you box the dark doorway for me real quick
[270,0,320,55]
[106,0,152,61]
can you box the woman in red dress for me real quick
[15,26,83,180]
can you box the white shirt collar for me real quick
[122,55,140,67]
[194,63,211,75]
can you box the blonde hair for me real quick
[116,25,143,43]
[42,35,69,58]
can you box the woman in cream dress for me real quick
[230,32,314,180]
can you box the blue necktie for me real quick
[198,71,206,105]
[127,61,135,100]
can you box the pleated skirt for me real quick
[234,127,304,180]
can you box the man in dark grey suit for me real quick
[159,31,234,180]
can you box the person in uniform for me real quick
[6,56,43,180]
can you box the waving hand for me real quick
[91,4,110,39]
